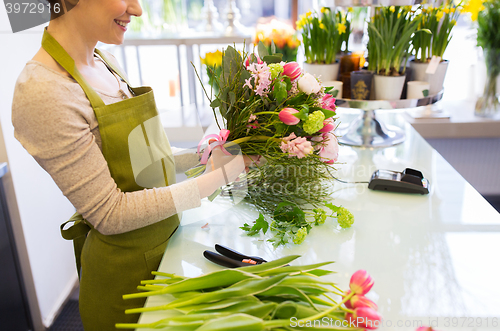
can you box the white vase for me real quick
[409,60,449,95]
[373,74,406,100]
[302,62,340,82]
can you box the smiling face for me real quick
[73,0,142,45]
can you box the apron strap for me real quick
[41,29,106,109]
[94,49,131,86]
[61,213,92,279]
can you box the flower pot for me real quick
[407,81,430,99]
[350,70,374,100]
[409,60,449,95]
[373,74,406,100]
[303,62,340,82]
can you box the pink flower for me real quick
[279,108,300,125]
[248,114,257,122]
[312,132,339,164]
[345,307,382,330]
[244,63,272,96]
[245,54,263,68]
[350,270,374,295]
[321,94,336,111]
[280,133,313,159]
[318,117,335,133]
[351,295,378,310]
[416,328,437,331]
[283,62,301,81]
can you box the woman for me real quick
[11,0,248,329]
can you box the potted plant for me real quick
[367,6,427,100]
[474,0,500,117]
[410,3,461,95]
[253,18,300,62]
[296,7,347,81]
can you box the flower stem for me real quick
[297,291,354,322]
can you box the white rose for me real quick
[298,73,321,95]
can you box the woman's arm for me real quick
[12,64,244,235]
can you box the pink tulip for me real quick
[345,307,382,330]
[343,290,353,309]
[245,53,263,68]
[283,62,302,81]
[350,270,374,295]
[279,108,300,125]
[321,93,336,111]
[318,117,335,133]
[351,295,378,310]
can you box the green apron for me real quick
[42,30,180,330]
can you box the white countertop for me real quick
[137,118,500,331]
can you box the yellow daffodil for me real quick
[451,19,456,25]
[436,10,444,20]
[319,23,326,30]
[463,0,485,21]
[389,6,395,12]
[337,22,347,35]
[450,7,456,13]
[306,11,312,17]
[443,7,450,14]
[348,7,353,12]
[320,7,327,13]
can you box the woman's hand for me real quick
[196,147,250,198]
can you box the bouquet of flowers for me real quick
[253,18,300,62]
[296,7,348,64]
[190,43,354,247]
[411,3,461,62]
[200,50,223,95]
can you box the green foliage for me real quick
[368,6,428,75]
[296,8,346,64]
[477,0,500,50]
[411,4,461,62]
[117,256,353,330]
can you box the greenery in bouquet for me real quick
[367,6,429,76]
[200,50,223,95]
[254,18,300,62]
[296,7,348,64]
[190,42,354,247]
[411,2,462,62]
[117,257,382,330]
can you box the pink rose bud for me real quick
[318,118,335,133]
[351,295,378,310]
[345,307,382,330]
[279,108,300,125]
[350,270,374,295]
[245,54,263,68]
[283,62,302,81]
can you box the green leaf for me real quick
[196,314,264,331]
[241,213,269,236]
[263,54,283,64]
[229,91,236,106]
[257,41,269,59]
[271,40,276,54]
[210,99,221,108]
[329,89,339,98]
[273,80,287,103]
[325,203,339,213]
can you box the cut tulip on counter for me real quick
[116,256,381,330]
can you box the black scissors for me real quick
[203,244,267,268]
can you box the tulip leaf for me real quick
[196,313,264,331]
[271,40,276,54]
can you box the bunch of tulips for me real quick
[116,255,381,330]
